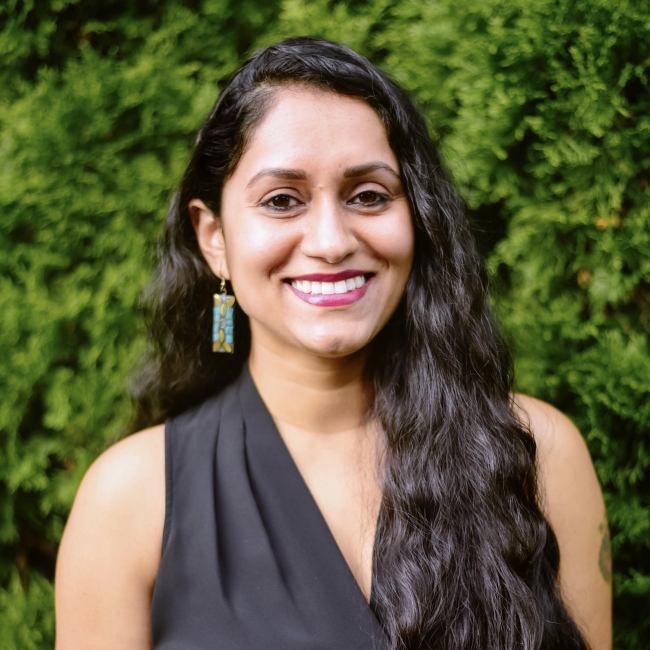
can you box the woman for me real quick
[55,37,611,649]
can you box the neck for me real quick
[248,336,370,436]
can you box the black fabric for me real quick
[151,365,387,649]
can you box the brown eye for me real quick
[263,194,300,211]
[358,191,379,203]
[351,190,389,206]
[271,195,291,208]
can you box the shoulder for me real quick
[512,394,579,451]
[512,395,601,514]
[55,425,166,648]
[512,395,591,478]
[74,425,166,513]
[59,424,166,573]
[512,394,604,540]
[512,394,612,650]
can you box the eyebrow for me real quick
[343,162,401,180]
[245,161,400,188]
[246,168,308,188]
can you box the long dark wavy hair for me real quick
[133,37,588,650]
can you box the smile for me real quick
[285,271,373,307]
[291,274,366,295]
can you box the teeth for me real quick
[291,275,367,295]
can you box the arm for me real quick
[514,395,612,650]
[55,426,165,650]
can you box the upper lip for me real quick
[286,270,372,282]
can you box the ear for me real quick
[188,198,230,280]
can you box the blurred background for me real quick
[0,0,648,647]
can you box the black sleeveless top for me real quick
[151,366,387,649]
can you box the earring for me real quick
[213,278,235,353]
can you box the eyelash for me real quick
[351,190,390,206]
[260,190,391,212]
[261,194,301,211]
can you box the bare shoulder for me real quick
[55,425,166,649]
[512,393,603,547]
[72,425,165,516]
[512,394,587,466]
[63,425,166,562]
[512,394,612,650]
[512,395,607,538]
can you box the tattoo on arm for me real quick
[598,521,612,583]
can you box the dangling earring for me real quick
[213,278,235,353]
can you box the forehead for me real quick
[236,86,398,174]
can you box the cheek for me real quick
[392,227,415,274]
[224,220,297,306]
[368,214,414,278]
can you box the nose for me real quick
[299,196,359,263]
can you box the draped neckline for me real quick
[238,363,384,629]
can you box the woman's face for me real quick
[197,86,414,359]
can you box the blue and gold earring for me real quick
[213,278,235,353]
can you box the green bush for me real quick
[1,0,647,646]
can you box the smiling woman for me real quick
[54,38,610,650]
[190,88,413,359]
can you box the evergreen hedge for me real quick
[1,0,647,646]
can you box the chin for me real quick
[297,332,370,359]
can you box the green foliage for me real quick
[0,567,54,648]
[0,0,647,646]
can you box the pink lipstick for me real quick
[285,270,373,307]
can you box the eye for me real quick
[261,194,301,211]
[350,190,390,206]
